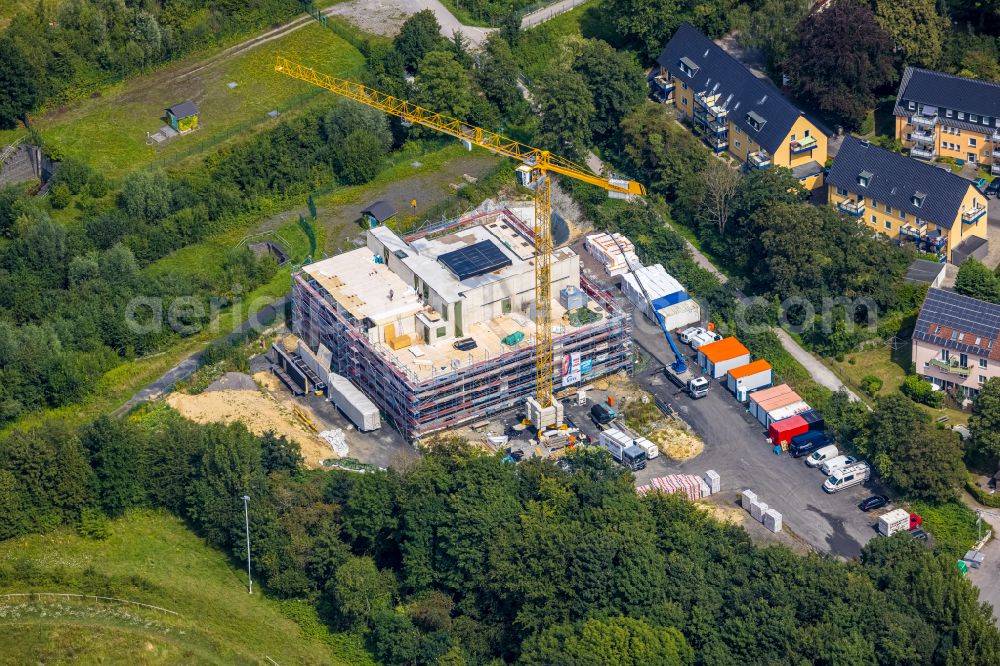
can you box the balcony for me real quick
[789,136,817,154]
[994,163,1000,175]
[928,357,972,376]
[963,206,987,223]
[899,223,927,239]
[910,145,936,159]
[911,114,938,128]
[912,128,935,141]
[748,151,771,169]
[992,147,1000,159]
[837,199,865,216]
[992,131,1000,142]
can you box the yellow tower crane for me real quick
[274,56,645,417]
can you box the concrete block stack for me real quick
[751,501,767,521]
[741,489,758,511]
[704,470,720,494]
[762,509,783,533]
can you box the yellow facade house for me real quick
[654,23,828,189]
[894,66,1000,174]
[828,136,988,264]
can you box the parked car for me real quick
[909,528,930,542]
[678,326,706,344]
[789,431,830,458]
[820,455,859,476]
[805,444,839,468]
[823,462,871,493]
[986,179,1000,198]
[859,495,889,512]
[453,338,477,351]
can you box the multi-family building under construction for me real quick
[292,206,633,441]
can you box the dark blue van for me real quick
[789,430,830,458]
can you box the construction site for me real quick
[291,205,633,441]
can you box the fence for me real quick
[0,592,179,615]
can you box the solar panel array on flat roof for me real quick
[914,288,1000,356]
[437,240,512,280]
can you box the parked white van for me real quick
[820,455,859,476]
[805,444,838,468]
[823,463,871,493]
[678,326,705,344]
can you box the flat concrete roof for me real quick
[303,247,422,324]
[378,296,610,381]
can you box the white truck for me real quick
[665,362,710,399]
[599,428,648,471]
[878,508,911,537]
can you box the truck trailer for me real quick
[599,428,648,471]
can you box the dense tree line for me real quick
[0,0,299,127]
[2,413,998,664]
[0,99,402,427]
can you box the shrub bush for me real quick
[861,375,883,396]
[902,374,943,407]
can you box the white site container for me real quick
[585,232,640,276]
[726,361,774,402]
[878,508,911,537]
[765,400,812,428]
[763,509,783,533]
[704,470,721,495]
[741,489,758,511]
[634,436,659,459]
[621,264,699,329]
[328,374,381,431]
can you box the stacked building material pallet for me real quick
[620,263,701,331]
[585,232,641,276]
[636,474,708,500]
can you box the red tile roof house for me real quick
[912,287,1000,402]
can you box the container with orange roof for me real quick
[726,359,773,402]
[696,337,751,379]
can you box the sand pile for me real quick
[695,501,745,525]
[165,389,333,468]
[646,417,704,461]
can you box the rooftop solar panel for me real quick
[437,240,512,280]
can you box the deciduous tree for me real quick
[874,0,948,68]
[0,38,39,129]
[783,2,896,129]
[969,378,1000,460]
[394,10,444,69]
[533,68,595,157]
[572,39,647,138]
[954,258,1000,304]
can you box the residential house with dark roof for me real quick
[913,288,1000,400]
[827,136,987,263]
[894,66,1000,173]
[654,23,828,188]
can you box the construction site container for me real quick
[748,384,795,425]
[878,508,911,536]
[585,232,640,276]
[697,337,751,379]
[765,400,811,428]
[328,374,381,431]
[621,264,701,331]
[634,436,659,459]
[769,415,809,447]
[559,286,588,310]
[801,410,825,431]
[726,359,773,401]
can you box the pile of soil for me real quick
[205,372,257,392]
[647,418,704,460]
[165,388,333,468]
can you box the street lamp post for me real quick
[241,495,252,595]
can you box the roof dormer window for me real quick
[857,170,873,188]
[911,192,925,207]
[678,57,699,77]
[746,110,766,131]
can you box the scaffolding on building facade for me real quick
[292,207,634,441]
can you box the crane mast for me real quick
[274,56,645,413]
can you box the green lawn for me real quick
[1,23,364,178]
[0,510,372,665]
